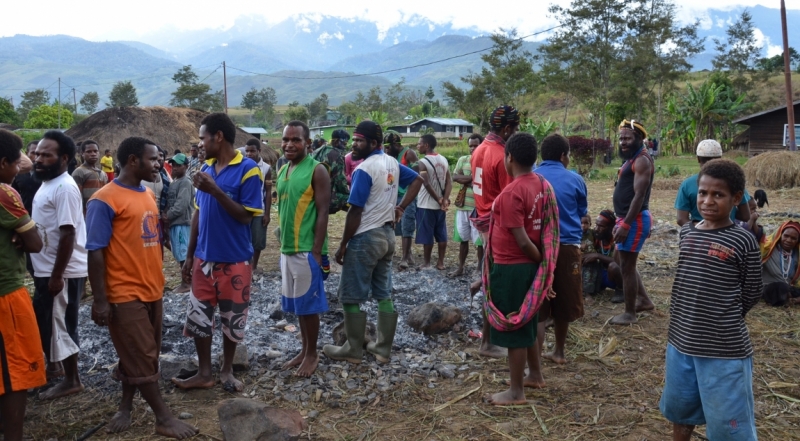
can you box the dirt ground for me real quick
[23,178,800,441]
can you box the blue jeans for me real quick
[659,343,757,440]
[338,225,395,304]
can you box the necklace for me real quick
[780,249,793,282]
[600,240,613,256]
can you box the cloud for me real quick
[753,28,781,57]
[318,31,344,45]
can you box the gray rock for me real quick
[159,354,197,381]
[307,410,320,419]
[331,321,377,347]
[406,302,462,335]
[218,398,306,441]
[269,309,285,320]
[218,343,249,372]
[179,412,193,420]
[437,366,455,379]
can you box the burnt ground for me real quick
[23,181,800,441]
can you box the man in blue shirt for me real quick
[530,134,588,386]
[173,113,264,393]
[675,139,751,226]
[324,121,423,365]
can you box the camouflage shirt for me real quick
[312,145,350,213]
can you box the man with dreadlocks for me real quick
[312,129,350,214]
[610,120,655,325]
[471,105,520,358]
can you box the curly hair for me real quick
[468,133,484,144]
[505,132,537,168]
[697,158,746,197]
[540,134,570,162]
[0,129,23,163]
[201,112,237,145]
[42,130,76,160]
[117,137,157,166]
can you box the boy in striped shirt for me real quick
[660,159,761,441]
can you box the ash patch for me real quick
[75,266,485,395]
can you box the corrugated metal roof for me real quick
[240,126,268,134]
[409,118,473,126]
[732,100,800,125]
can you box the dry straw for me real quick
[743,150,800,190]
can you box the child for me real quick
[580,215,595,253]
[483,132,559,405]
[660,158,761,441]
[0,129,45,441]
[165,153,194,293]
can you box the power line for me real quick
[224,24,567,80]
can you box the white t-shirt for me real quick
[352,153,400,236]
[31,172,88,278]
[417,153,449,210]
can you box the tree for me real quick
[18,89,50,122]
[443,29,536,131]
[241,87,277,125]
[306,93,330,123]
[712,11,764,96]
[107,81,139,107]
[79,91,100,114]
[365,87,383,112]
[24,103,74,129]
[169,66,223,112]
[757,48,800,73]
[425,86,435,101]
[0,97,19,125]
[283,105,310,124]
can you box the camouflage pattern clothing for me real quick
[312,144,350,214]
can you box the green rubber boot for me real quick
[323,311,366,364]
[366,311,399,363]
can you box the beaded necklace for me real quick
[780,248,794,282]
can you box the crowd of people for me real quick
[0,104,791,440]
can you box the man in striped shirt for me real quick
[659,159,761,441]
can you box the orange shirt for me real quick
[85,181,164,303]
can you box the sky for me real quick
[2,0,796,43]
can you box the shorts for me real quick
[615,210,652,253]
[250,215,267,251]
[280,253,329,315]
[108,299,163,385]
[170,224,190,263]
[338,225,395,304]
[659,344,757,440]
[539,245,584,323]
[184,258,251,343]
[105,171,115,182]
[394,195,416,238]
[454,210,482,246]
[0,287,46,395]
[33,277,82,363]
[488,262,539,348]
[415,207,447,245]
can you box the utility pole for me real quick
[223,61,228,114]
[781,0,796,151]
[72,88,77,113]
[58,77,61,130]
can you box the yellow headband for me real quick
[619,119,648,139]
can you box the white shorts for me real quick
[280,253,329,315]
[455,210,482,245]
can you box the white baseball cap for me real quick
[696,139,722,158]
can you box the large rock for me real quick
[159,354,197,381]
[218,343,249,372]
[331,321,376,347]
[406,302,462,335]
[218,398,306,441]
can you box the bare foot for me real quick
[469,280,482,297]
[398,260,410,270]
[171,373,215,390]
[435,263,446,271]
[610,312,638,325]
[282,352,304,370]
[448,268,465,277]
[503,374,546,389]
[106,410,132,433]
[635,298,655,312]
[38,380,84,400]
[417,263,431,270]
[296,353,319,378]
[484,390,527,406]
[173,282,191,294]
[155,417,199,439]
[219,371,243,392]
[543,352,567,365]
[479,342,507,358]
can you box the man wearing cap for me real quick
[610,119,656,325]
[384,131,419,269]
[471,105,520,358]
[675,139,751,227]
[312,129,350,214]
[324,121,423,364]
[165,153,194,293]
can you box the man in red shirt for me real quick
[471,105,520,358]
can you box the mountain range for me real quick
[0,5,798,109]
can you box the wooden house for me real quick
[732,101,800,155]
[387,118,473,139]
